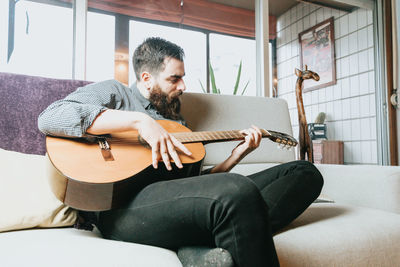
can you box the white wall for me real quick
[276,2,377,164]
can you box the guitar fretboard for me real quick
[172,130,269,143]
[106,128,296,147]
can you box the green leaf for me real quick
[240,80,250,95]
[198,80,207,93]
[233,60,242,95]
[209,62,219,94]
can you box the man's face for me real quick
[148,57,186,120]
[153,57,186,97]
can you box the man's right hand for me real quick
[137,114,192,171]
[87,109,192,171]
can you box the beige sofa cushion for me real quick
[316,164,400,213]
[274,203,400,267]
[0,148,77,232]
[0,227,182,267]
[181,93,296,165]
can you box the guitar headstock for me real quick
[261,129,298,150]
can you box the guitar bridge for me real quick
[98,138,114,161]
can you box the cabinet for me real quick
[312,140,344,164]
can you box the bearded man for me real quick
[38,37,323,267]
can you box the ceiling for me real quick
[209,0,299,16]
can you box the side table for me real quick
[312,140,344,164]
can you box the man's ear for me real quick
[141,71,153,90]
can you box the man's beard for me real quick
[149,84,182,121]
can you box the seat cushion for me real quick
[274,203,400,267]
[3,203,399,267]
[0,227,182,267]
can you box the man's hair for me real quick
[133,37,185,81]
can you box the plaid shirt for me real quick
[38,79,186,138]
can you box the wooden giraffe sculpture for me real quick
[295,65,320,162]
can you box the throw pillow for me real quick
[0,148,77,232]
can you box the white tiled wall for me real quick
[276,3,377,164]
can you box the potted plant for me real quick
[199,60,250,95]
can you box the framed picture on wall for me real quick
[299,17,336,92]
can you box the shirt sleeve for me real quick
[38,80,126,138]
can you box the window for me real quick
[86,11,115,82]
[209,33,256,96]
[129,20,207,93]
[0,1,270,98]
[0,0,73,79]
[269,42,275,97]
[0,1,9,65]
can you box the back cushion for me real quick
[180,93,296,165]
[0,72,92,155]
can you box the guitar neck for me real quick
[105,124,296,147]
[172,129,271,144]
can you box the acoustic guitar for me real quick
[46,120,297,211]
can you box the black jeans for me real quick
[97,160,323,267]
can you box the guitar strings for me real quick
[104,131,296,147]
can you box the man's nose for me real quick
[177,79,186,92]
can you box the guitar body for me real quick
[47,120,297,212]
[46,120,205,211]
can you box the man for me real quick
[38,37,323,267]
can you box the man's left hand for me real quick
[231,125,262,161]
[206,125,262,174]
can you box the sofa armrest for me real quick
[316,164,400,214]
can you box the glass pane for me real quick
[0,1,8,65]
[129,20,207,93]
[269,42,275,97]
[86,11,115,82]
[209,33,256,96]
[0,0,73,79]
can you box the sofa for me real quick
[1,71,400,267]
